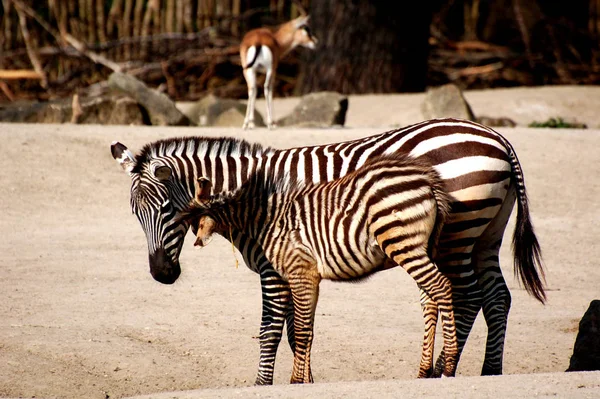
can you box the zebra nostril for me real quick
[148,248,181,284]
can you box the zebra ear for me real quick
[111,141,135,175]
[195,177,212,201]
[153,165,172,181]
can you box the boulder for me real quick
[276,91,348,128]
[183,94,265,127]
[421,83,475,121]
[73,95,146,125]
[0,94,146,125]
[0,100,67,123]
[475,116,517,127]
[108,72,193,126]
[567,300,600,372]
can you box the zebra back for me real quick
[180,153,452,260]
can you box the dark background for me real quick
[0,0,598,102]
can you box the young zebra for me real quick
[179,153,458,382]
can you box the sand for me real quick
[1,89,600,398]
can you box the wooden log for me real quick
[0,69,43,79]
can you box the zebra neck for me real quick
[208,188,286,242]
[185,151,281,199]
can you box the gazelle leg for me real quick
[264,68,276,129]
[243,68,257,130]
[418,287,438,378]
[288,268,320,384]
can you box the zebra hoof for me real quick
[254,377,273,385]
[481,365,502,376]
[417,367,435,378]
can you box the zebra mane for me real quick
[131,136,274,174]
[179,165,308,225]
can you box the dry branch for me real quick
[11,0,121,72]
[0,69,43,79]
[64,34,122,72]
[0,80,16,101]
[14,2,48,88]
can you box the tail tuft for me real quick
[244,45,262,69]
[513,188,547,304]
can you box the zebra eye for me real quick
[160,200,171,210]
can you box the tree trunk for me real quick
[300,0,433,94]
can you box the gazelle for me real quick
[240,11,318,130]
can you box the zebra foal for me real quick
[179,153,458,382]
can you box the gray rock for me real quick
[421,84,475,121]
[75,95,146,125]
[0,100,68,123]
[277,91,348,128]
[108,72,193,126]
[0,95,145,125]
[476,115,517,127]
[183,94,264,127]
[567,300,600,372]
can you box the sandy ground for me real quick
[252,85,600,128]
[2,90,600,398]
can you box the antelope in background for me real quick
[240,5,318,130]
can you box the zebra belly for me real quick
[315,227,388,281]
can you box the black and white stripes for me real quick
[181,153,458,381]
[111,117,545,383]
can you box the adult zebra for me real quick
[111,118,545,383]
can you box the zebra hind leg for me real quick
[478,254,511,376]
[472,185,516,376]
[417,288,438,378]
[389,251,458,377]
[432,249,484,377]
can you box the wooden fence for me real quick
[0,0,598,101]
[0,0,310,100]
[0,0,308,58]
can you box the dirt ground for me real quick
[1,93,600,398]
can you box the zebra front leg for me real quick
[418,288,438,378]
[284,298,316,383]
[288,269,320,384]
[255,266,292,385]
[285,298,296,352]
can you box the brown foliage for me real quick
[0,0,598,103]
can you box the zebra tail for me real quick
[244,45,262,69]
[429,171,453,261]
[506,142,547,304]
